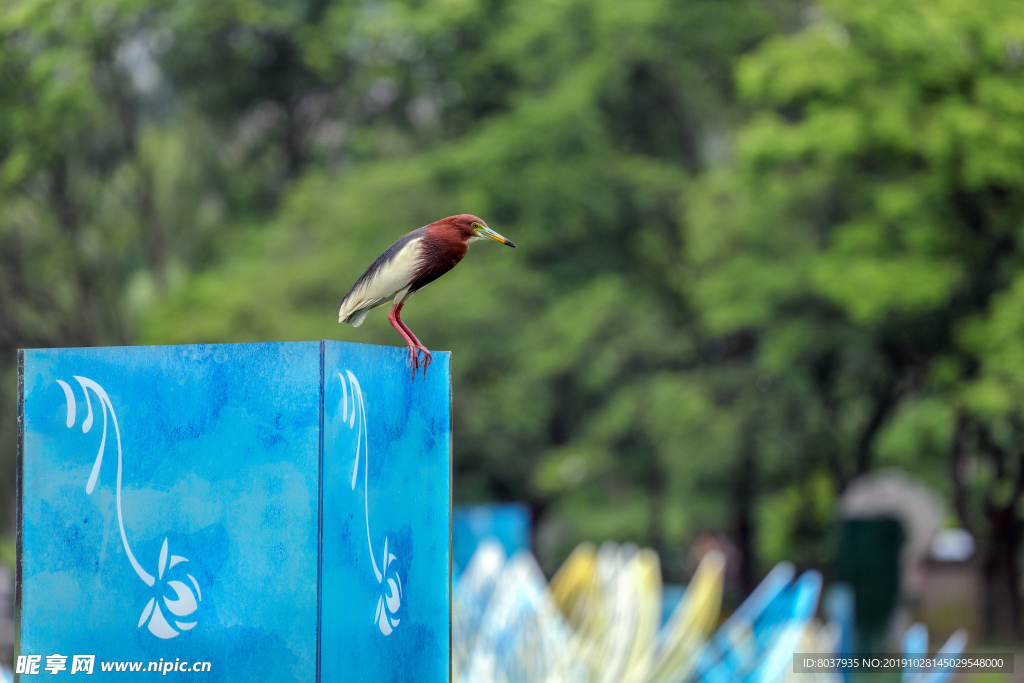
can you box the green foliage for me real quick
[7,0,1024,599]
[136,0,788,575]
[0,535,13,570]
[687,0,1024,576]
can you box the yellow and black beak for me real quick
[476,224,517,248]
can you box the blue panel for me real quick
[20,343,321,680]
[452,504,530,572]
[321,341,451,683]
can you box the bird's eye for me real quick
[471,222,483,231]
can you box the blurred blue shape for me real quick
[689,562,795,682]
[741,570,822,683]
[824,583,856,682]
[453,503,531,572]
[824,584,855,654]
[902,622,928,683]
[463,551,577,683]
[453,538,509,672]
[661,584,686,627]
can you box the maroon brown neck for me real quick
[408,218,475,292]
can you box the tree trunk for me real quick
[733,444,756,595]
[855,383,900,476]
[139,164,168,291]
[981,504,1023,642]
[648,457,666,560]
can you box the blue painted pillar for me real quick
[18,341,451,681]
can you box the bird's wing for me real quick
[338,229,426,325]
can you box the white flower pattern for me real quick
[58,377,203,639]
[137,538,203,639]
[340,370,403,635]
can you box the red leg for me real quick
[393,303,432,380]
[388,302,420,380]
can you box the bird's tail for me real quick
[340,308,371,327]
[337,295,358,325]
[339,299,384,327]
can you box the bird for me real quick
[337,214,517,379]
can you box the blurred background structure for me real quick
[2,0,1024,672]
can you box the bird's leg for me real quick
[392,302,432,380]
[388,302,421,380]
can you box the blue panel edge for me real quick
[15,348,23,674]
[317,340,325,683]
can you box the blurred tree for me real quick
[687,0,1024,638]
[18,0,1024,643]
[0,0,193,530]
[0,0,463,528]
[140,0,795,579]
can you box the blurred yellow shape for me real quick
[645,549,725,683]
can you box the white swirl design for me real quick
[340,371,403,636]
[58,377,202,639]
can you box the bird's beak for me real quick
[477,225,517,248]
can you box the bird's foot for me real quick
[406,345,432,382]
[417,346,432,380]
[407,346,420,381]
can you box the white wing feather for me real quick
[338,236,424,325]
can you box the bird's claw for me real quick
[419,347,432,380]
[407,347,419,380]
[407,346,432,382]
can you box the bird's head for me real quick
[444,214,517,248]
